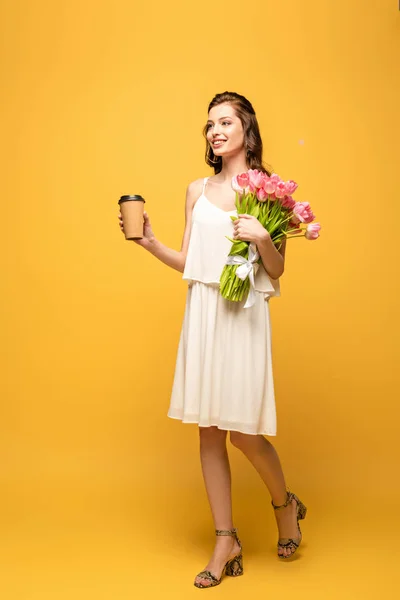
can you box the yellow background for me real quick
[1,0,399,597]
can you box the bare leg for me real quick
[230,432,300,558]
[194,426,241,586]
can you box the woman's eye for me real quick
[206,121,231,129]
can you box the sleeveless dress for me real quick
[167,177,281,436]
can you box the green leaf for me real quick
[229,242,249,256]
[250,204,260,219]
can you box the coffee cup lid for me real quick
[118,194,145,203]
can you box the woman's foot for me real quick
[272,495,302,558]
[194,533,242,587]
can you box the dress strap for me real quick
[202,176,209,195]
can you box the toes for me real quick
[278,543,295,558]
[195,576,212,587]
[286,545,295,558]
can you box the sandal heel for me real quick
[225,552,243,577]
[297,501,307,520]
[291,492,307,520]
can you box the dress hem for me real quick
[167,412,277,437]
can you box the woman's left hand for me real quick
[233,214,270,244]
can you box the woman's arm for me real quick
[233,214,287,280]
[119,179,202,273]
[257,233,286,280]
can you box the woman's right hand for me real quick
[118,211,155,248]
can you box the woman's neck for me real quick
[214,153,248,182]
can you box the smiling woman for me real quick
[118,90,307,588]
[203,91,273,176]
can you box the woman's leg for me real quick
[229,432,300,558]
[194,426,241,586]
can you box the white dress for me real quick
[167,177,281,436]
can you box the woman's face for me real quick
[206,103,245,160]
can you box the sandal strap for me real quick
[278,537,300,548]
[215,527,237,536]
[215,527,242,552]
[196,570,220,584]
[271,490,293,510]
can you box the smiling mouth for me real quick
[212,140,226,147]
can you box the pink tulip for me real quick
[263,177,277,194]
[237,172,250,188]
[305,222,321,240]
[293,201,315,224]
[256,186,269,202]
[284,180,298,195]
[281,195,296,210]
[232,175,249,195]
[275,181,287,199]
[269,173,281,184]
[248,169,265,192]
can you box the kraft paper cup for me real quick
[118,195,145,240]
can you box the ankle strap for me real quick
[215,528,237,537]
[271,490,293,510]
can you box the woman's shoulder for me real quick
[185,177,207,203]
[187,176,207,193]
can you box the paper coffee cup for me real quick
[118,194,146,240]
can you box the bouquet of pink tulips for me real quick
[219,169,321,307]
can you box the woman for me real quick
[118,91,307,588]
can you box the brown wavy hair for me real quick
[203,91,273,176]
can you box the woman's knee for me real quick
[229,431,250,450]
[230,431,264,450]
[199,426,227,447]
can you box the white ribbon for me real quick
[225,243,260,308]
